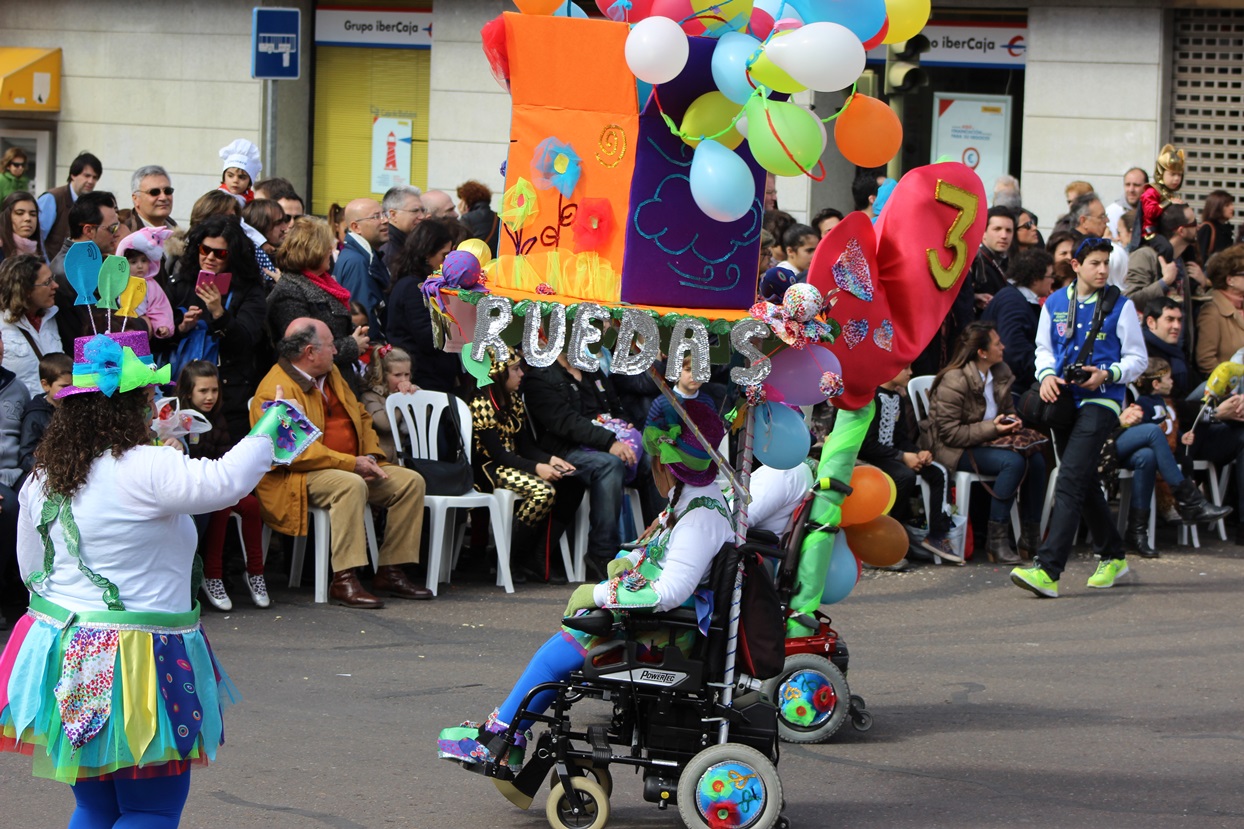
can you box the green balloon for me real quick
[745,98,824,178]
[95,255,131,310]
[460,344,494,387]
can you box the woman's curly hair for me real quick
[35,389,153,498]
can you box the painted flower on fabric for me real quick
[572,198,615,253]
[532,138,582,199]
[501,177,539,233]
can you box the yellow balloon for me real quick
[680,91,745,150]
[692,0,754,32]
[882,0,932,44]
[749,51,806,95]
[458,238,493,268]
[117,276,147,319]
[513,0,566,13]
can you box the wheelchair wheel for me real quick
[551,761,614,798]
[546,776,610,829]
[676,743,783,829]
[760,653,850,744]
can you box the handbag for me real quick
[1017,286,1121,430]
[984,426,1048,457]
[404,396,475,496]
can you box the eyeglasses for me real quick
[392,206,426,216]
[9,161,26,169]
[141,187,175,197]
[33,277,55,288]
[1018,220,1035,230]
[1073,236,1111,258]
[355,212,387,223]
[86,222,120,235]
[1087,214,1108,223]
[199,243,229,260]
[276,214,293,225]
[1180,221,1198,229]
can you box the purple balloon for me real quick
[765,344,842,406]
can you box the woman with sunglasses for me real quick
[166,216,266,439]
[1013,208,1043,253]
[0,192,45,265]
[0,149,30,202]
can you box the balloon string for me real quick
[651,86,748,145]
[820,83,858,123]
[758,97,827,181]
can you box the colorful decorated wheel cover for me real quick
[778,669,838,729]
[695,760,769,829]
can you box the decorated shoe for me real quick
[437,710,528,772]
[202,578,233,611]
[246,573,271,608]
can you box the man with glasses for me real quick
[49,191,119,350]
[379,184,426,279]
[125,165,177,232]
[37,151,102,256]
[334,197,390,342]
[1124,202,1206,370]
[1011,237,1147,598]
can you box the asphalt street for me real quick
[4,539,1244,829]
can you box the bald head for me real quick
[422,189,458,219]
[279,317,336,377]
[344,197,388,247]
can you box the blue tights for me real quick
[496,632,587,729]
[69,771,191,829]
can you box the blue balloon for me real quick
[690,139,754,223]
[553,1,589,17]
[821,531,859,605]
[754,402,811,470]
[785,0,886,43]
[711,32,762,105]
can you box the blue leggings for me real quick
[69,771,191,828]
[497,632,588,729]
[1118,423,1184,508]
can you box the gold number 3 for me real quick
[926,180,979,290]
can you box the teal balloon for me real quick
[461,344,494,387]
[711,31,762,105]
[95,255,131,310]
[786,0,886,42]
[64,241,102,306]
[755,401,811,469]
[690,139,754,223]
[821,531,859,605]
[553,1,589,17]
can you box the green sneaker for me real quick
[1086,558,1129,589]
[1010,565,1058,598]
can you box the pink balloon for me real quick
[764,344,842,406]
[596,0,655,21]
[651,0,706,35]
[773,16,803,33]
[749,7,774,38]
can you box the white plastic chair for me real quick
[492,488,577,583]
[1179,459,1233,546]
[386,391,512,595]
[908,375,1020,559]
[287,507,381,604]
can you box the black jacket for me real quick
[524,362,623,458]
[859,386,920,466]
[386,275,462,393]
[981,283,1041,390]
[16,392,53,488]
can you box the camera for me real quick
[1064,363,1093,385]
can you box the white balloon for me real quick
[765,21,865,92]
[625,17,690,85]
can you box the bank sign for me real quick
[867,22,1027,70]
[315,6,432,50]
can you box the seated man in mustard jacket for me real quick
[251,317,428,608]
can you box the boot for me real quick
[329,569,385,609]
[372,565,434,600]
[986,520,1020,565]
[1125,510,1159,559]
[1174,479,1233,524]
[1018,522,1041,561]
[514,520,567,585]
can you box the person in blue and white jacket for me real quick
[1011,236,1148,598]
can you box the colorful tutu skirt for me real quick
[0,594,238,783]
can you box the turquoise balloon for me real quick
[821,531,859,605]
[785,0,886,42]
[690,139,754,223]
[553,1,589,17]
[755,401,811,470]
[711,31,762,105]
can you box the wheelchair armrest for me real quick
[562,609,615,638]
[626,607,701,632]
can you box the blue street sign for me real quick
[252,7,301,80]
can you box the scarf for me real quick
[13,234,38,255]
[301,269,352,309]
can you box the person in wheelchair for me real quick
[437,398,730,771]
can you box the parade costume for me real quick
[1138,144,1185,241]
[0,328,311,824]
[437,399,731,769]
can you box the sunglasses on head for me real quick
[143,187,175,197]
[199,243,229,260]
[1073,236,1111,259]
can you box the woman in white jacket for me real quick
[0,253,62,394]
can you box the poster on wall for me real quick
[371,116,413,193]
[931,93,1011,194]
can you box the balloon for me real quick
[458,238,493,269]
[745,98,824,177]
[785,0,886,44]
[116,276,148,319]
[596,0,655,20]
[711,32,762,105]
[755,402,811,469]
[64,241,102,306]
[651,0,706,35]
[765,21,865,92]
[821,531,860,605]
[461,346,495,387]
[552,0,589,16]
[514,0,567,13]
[882,0,931,44]
[862,16,889,49]
[689,139,754,223]
[625,16,690,85]
[748,7,774,38]
[765,344,840,406]
[839,465,892,526]
[772,17,803,33]
[681,91,745,150]
[748,50,806,94]
[692,0,753,33]
[95,255,131,311]
[834,93,902,168]
[844,514,908,567]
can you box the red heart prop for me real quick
[808,163,986,410]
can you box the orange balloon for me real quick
[513,0,566,12]
[843,515,909,567]
[834,94,903,169]
[839,465,891,527]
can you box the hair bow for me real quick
[79,336,171,397]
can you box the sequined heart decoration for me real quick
[842,319,868,350]
[873,319,894,352]
[832,238,874,302]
